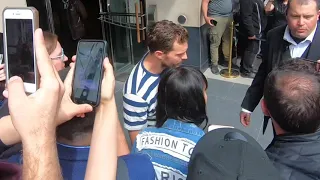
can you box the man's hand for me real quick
[71,55,76,62]
[100,58,115,104]
[85,57,117,180]
[205,17,215,26]
[7,29,64,139]
[71,55,115,104]
[56,63,93,121]
[6,28,63,180]
[240,111,251,127]
[0,64,6,81]
[248,35,256,40]
[316,60,320,72]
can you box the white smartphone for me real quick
[0,33,3,64]
[2,7,39,93]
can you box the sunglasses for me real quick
[50,48,65,61]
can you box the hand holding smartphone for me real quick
[72,40,108,107]
[210,19,217,26]
[3,7,39,94]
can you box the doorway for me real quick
[26,0,147,81]
[27,0,103,61]
[100,0,148,81]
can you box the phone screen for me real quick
[73,41,106,105]
[5,19,35,83]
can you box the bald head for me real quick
[264,59,320,134]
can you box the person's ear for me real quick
[260,99,271,117]
[154,50,165,60]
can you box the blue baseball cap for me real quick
[117,154,156,180]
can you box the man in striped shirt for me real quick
[123,20,189,143]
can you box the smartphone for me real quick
[0,33,3,64]
[3,7,39,93]
[210,19,217,26]
[72,40,108,107]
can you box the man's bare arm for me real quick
[85,58,118,180]
[201,0,210,19]
[86,99,118,180]
[0,115,20,146]
[117,120,130,156]
[22,131,62,180]
[129,130,140,145]
[6,29,65,180]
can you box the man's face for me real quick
[161,41,188,68]
[286,0,320,39]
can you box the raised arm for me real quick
[85,58,119,180]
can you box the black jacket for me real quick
[239,0,267,37]
[241,23,320,112]
[266,131,320,180]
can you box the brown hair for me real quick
[264,59,320,133]
[147,20,189,53]
[43,31,58,55]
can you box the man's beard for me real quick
[161,62,169,69]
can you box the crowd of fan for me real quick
[0,0,320,179]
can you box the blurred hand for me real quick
[205,17,215,26]
[72,55,76,62]
[248,35,256,40]
[240,111,251,127]
[6,29,64,140]
[100,58,115,104]
[0,64,5,81]
[56,62,93,121]
[317,60,320,72]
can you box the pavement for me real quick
[114,60,274,149]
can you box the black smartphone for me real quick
[72,40,108,107]
[210,19,217,26]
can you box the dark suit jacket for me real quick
[241,23,320,112]
[239,0,267,37]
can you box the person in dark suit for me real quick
[238,0,267,78]
[240,0,320,130]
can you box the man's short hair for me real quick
[287,0,320,13]
[56,68,95,141]
[264,59,320,134]
[56,111,96,140]
[43,31,58,55]
[147,20,189,53]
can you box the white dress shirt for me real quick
[283,25,317,58]
[241,25,317,113]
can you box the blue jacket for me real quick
[132,119,205,180]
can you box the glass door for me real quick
[99,0,148,81]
